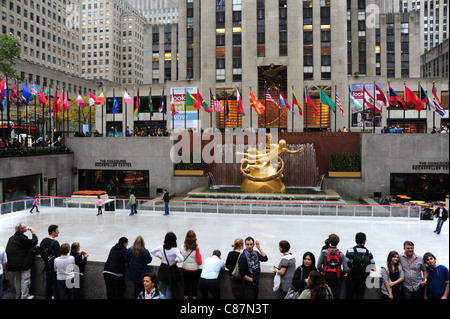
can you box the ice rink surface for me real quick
[0,207,448,271]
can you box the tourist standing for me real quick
[273,240,296,298]
[199,250,225,299]
[423,252,449,299]
[225,238,244,299]
[39,224,60,299]
[298,270,333,299]
[5,223,38,299]
[433,203,448,235]
[345,232,376,299]
[54,243,75,299]
[70,242,88,299]
[0,245,7,299]
[238,237,268,299]
[103,237,129,299]
[180,230,202,299]
[128,191,137,215]
[399,240,427,299]
[380,251,404,299]
[125,235,153,299]
[163,189,170,215]
[290,252,317,298]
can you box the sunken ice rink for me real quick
[0,207,448,271]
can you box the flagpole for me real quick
[403,82,406,132]
[362,83,366,132]
[319,85,322,132]
[250,86,253,130]
[78,92,81,136]
[113,88,116,136]
[373,81,375,133]
[88,89,91,136]
[124,87,127,136]
[432,81,436,130]
[348,85,351,131]
[102,87,104,137]
[278,84,281,131]
[209,87,212,128]
[291,86,294,132]
[334,84,337,132]
[418,80,421,131]
[172,88,175,132]
[305,86,308,132]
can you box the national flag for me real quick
[363,87,375,110]
[292,88,302,116]
[305,87,319,115]
[0,77,6,105]
[76,92,85,108]
[335,91,344,116]
[279,91,294,114]
[63,92,70,111]
[123,90,133,104]
[265,88,280,109]
[237,88,245,116]
[39,87,48,105]
[249,89,265,115]
[320,88,336,113]
[186,90,199,109]
[96,91,105,105]
[349,88,362,111]
[432,86,446,116]
[210,89,224,112]
[159,88,166,114]
[404,85,424,112]
[52,89,58,117]
[57,90,64,113]
[375,84,388,111]
[148,88,153,116]
[419,85,432,110]
[197,91,212,113]
[134,88,140,118]
[170,91,178,116]
[89,92,96,106]
[388,85,406,110]
[112,95,118,114]
[30,82,38,96]
[11,80,19,104]
[22,81,32,104]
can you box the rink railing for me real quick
[0,196,427,219]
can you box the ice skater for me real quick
[30,195,40,213]
[433,203,448,235]
[95,195,103,216]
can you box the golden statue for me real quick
[236,134,304,193]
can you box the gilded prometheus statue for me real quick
[236,134,304,193]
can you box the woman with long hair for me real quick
[125,235,152,298]
[225,238,244,298]
[380,250,404,299]
[180,230,202,299]
[291,251,317,294]
[299,270,333,299]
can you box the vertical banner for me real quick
[171,87,200,130]
[351,83,384,128]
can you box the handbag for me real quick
[163,249,182,288]
[284,287,300,299]
[231,252,241,278]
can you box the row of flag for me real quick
[1,77,446,119]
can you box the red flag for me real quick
[237,88,245,116]
[0,77,6,103]
[39,87,48,105]
[57,90,64,114]
[11,80,19,104]
[52,89,58,117]
[404,85,424,112]
[63,92,70,111]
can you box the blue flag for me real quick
[112,96,118,114]
[159,88,166,114]
[22,82,32,104]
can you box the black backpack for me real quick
[350,247,371,278]
[41,240,57,271]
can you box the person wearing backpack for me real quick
[39,224,60,299]
[345,232,376,299]
[317,234,348,299]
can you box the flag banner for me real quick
[134,89,140,118]
[11,80,19,104]
[388,85,406,110]
[404,85,425,112]
[112,96,118,114]
[0,77,6,105]
[197,90,212,113]
[305,87,318,115]
[292,88,302,116]
[210,89,224,112]
[123,90,133,104]
[63,92,70,111]
[22,81,32,104]
[89,92,96,106]
[335,91,344,116]
[171,87,200,129]
[57,90,64,114]
[148,88,154,116]
[375,84,388,111]
[158,88,166,114]
[237,88,245,116]
[419,85,432,110]
[52,89,58,117]
[432,86,446,116]
[96,92,105,105]
[320,88,336,113]
[30,82,38,101]
[279,91,294,114]
[349,88,362,110]
[265,88,280,109]
[224,92,229,118]
[76,93,85,108]
[249,89,265,115]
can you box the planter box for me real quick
[328,171,361,178]
[174,170,205,176]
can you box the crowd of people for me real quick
[0,222,448,300]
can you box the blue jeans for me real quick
[45,269,60,299]
[435,217,445,234]
[130,204,137,215]
[164,202,169,215]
